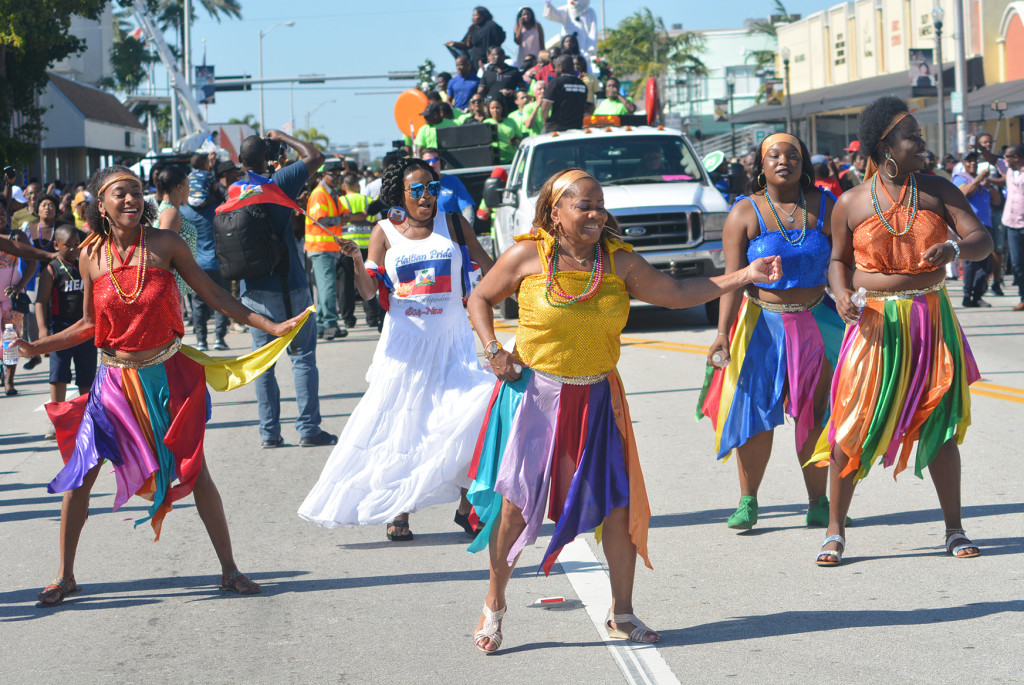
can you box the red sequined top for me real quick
[93,267,184,351]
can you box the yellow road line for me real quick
[490,323,1024,404]
[974,381,1024,396]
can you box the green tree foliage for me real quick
[98,8,157,93]
[155,0,241,73]
[294,127,330,150]
[746,0,797,72]
[227,114,258,129]
[597,8,708,99]
[0,0,108,166]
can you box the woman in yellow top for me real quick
[465,168,782,653]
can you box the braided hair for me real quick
[378,157,439,210]
[84,165,156,237]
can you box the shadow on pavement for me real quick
[656,600,1024,647]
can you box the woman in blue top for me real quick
[699,133,845,531]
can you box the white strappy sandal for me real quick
[605,609,660,643]
[945,529,981,558]
[815,534,846,566]
[474,604,506,654]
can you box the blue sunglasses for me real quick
[406,181,441,199]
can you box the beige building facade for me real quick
[737,0,1022,153]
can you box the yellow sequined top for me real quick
[514,229,632,377]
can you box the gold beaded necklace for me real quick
[105,227,147,304]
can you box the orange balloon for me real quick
[394,89,429,138]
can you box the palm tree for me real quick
[227,114,258,129]
[156,0,243,73]
[746,0,799,74]
[597,9,708,100]
[294,127,330,150]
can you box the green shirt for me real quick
[414,118,457,150]
[482,117,523,164]
[594,98,631,116]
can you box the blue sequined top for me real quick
[743,191,832,290]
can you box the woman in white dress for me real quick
[299,157,495,541]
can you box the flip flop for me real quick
[36,576,80,608]
[386,519,413,542]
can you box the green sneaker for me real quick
[727,496,758,530]
[806,495,853,527]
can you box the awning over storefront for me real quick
[732,58,982,125]
[913,77,1024,124]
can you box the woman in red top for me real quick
[16,166,308,607]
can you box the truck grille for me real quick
[615,212,702,250]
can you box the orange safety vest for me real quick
[305,183,343,253]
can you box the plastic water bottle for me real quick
[850,287,868,309]
[711,351,729,368]
[2,324,18,366]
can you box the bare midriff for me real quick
[746,283,826,305]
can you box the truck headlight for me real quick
[702,212,727,242]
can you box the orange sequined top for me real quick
[514,229,631,377]
[853,178,949,274]
[93,267,184,351]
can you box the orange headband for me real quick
[760,133,802,159]
[96,174,141,198]
[550,169,594,206]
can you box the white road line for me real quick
[558,538,680,685]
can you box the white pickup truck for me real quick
[483,124,730,322]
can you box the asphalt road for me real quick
[1,279,1021,684]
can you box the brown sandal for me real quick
[219,570,261,595]
[37,576,80,608]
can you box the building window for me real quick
[125,131,132,147]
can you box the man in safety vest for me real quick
[305,160,351,340]
[337,172,382,330]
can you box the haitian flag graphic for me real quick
[216,171,303,215]
[394,258,452,298]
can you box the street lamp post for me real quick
[726,72,736,158]
[258,21,295,136]
[780,47,794,135]
[932,4,946,162]
[306,99,336,131]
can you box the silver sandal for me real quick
[474,604,506,654]
[605,609,659,643]
[815,534,845,566]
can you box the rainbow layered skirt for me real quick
[814,285,979,480]
[699,295,845,460]
[44,308,313,539]
[466,368,651,575]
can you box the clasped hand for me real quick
[489,349,524,383]
[746,255,783,284]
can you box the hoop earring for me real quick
[884,153,899,179]
[101,214,111,236]
[756,173,766,188]
[800,173,813,187]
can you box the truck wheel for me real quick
[705,299,720,326]
[501,297,519,320]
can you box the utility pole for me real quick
[781,47,793,134]
[932,3,946,162]
[952,0,968,153]
[183,0,192,88]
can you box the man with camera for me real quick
[235,130,338,448]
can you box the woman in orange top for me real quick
[815,97,992,566]
[464,168,782,653]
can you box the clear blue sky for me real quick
[179,0,824,152]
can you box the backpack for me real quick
[213,203,289,282]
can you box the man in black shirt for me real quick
[478,46,523,114]
[540,54,588,133]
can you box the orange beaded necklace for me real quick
[105,227,148,304]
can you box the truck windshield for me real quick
[527,135,704,195]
